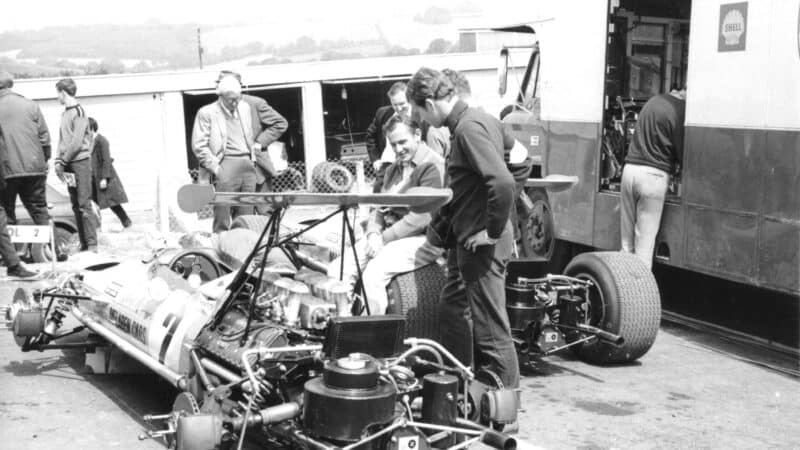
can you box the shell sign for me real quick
[719,2,748,52]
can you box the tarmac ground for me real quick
[1,222,798,449]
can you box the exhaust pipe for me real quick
[456,418,517,450]
[71,307,186,389]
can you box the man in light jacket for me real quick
[191,76,257,232]
[329,115,444,314]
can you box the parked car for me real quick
[12,183,100,262]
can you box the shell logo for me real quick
[722,8,746,45]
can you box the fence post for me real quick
[355,160,365,193]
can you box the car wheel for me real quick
[386,262,446,340]
[30,227,75,263]
[564,251,661,363]
[517,188,571,272]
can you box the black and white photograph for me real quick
[1,0,798,449]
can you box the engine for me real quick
[303,353,396,443]
[10,249,520,450]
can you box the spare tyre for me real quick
[311,162,354,193]
[563,251,661,364]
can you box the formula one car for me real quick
[8,186,524,450]
[8,180,661,449]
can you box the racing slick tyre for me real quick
[386,262,446,340]
[312,161,354,193]
[30,227,74,263]
[231,214,271,232]
[564,251,661,364]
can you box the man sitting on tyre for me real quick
[328,115,444,314]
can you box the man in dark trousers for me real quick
[407,67,520,390]
[0,71,53,232]
[365,82,411,192]
[620,86,686,269]
[216,71,288,213]
[0,126,38,278]
[54,78,97,252]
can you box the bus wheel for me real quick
[564,252,661,364]
[386,262,446,340]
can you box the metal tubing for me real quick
[199,358,240,383]
[229,402,302,431]
[241,345,323,394]
[406,421,482,436]
[71,307,186,389]
[390,344,445,366]
[190,350,213,392]
[454,418,516,450]
[341,420,407,450]
[403,338,474,379]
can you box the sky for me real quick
[0,0,535,33]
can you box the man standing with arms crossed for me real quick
[407,67,520,392]
[54,78,97,252]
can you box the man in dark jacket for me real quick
[88,117,131,228]
[366,82,412,192]
[620,86,686,269]
[0,71,52,229]
[407,67,520,390]
[0,126,38,278]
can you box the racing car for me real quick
[8,182,661,449]
[8,186,525,450]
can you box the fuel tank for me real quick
[77,256,217,375]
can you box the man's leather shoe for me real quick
[7,264,38,279]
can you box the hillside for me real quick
[0,3,485,79]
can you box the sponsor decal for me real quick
[158,311,184,363]
[719,2,748,52]
[109,307,148,345]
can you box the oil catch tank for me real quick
[303,353,396,443]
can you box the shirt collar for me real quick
[218,100,238,118]
[444,100,468,134]
[408,142,430,167]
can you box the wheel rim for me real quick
[35,230,77,261]
[573,272,607,327]
[522,197,554,258]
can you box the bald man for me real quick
[191,76,257,232]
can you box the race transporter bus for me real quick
[499,0,800,297]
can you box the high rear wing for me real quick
[177,184,453,214]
